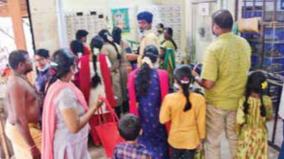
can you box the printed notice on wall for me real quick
[198,3,209,16]
[111,8,130,33]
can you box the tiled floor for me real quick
[89,119,283,159]
[89,146,106,159]
[89,144,280,159]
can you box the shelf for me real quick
[248,39,284,44]
[240,0,284,73]
[264,40,284,44]
[264,56,284,59]
[268,79,283,86]
[262,22,284,27]
[242,10,263,12]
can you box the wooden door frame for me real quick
[0,0,27,50]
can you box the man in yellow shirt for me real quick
[137,11,160,66]
[193,10,251,159]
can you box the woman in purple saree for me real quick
[128,45,169,159]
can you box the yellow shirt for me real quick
[138,30,160,67]
[201,32,251,110]
[160,92,206,149]
[161,40,176,51]
[139,30,160,55]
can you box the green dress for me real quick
[236,96,273,159]
[160,40,176,86]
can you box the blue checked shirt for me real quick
[113,142,152,159]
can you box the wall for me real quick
[61,0,154,42]
[28,0,159,53]
[29,0,191,56]
[154,0,188,57]
[28,0,239,59]
[189,0,238,63]
[29,0,60,53]
[108,0,154,41]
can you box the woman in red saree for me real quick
[88,35,117,145]
[70,40,91,103]
[127,45,169,159]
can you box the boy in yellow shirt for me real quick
[160,65,206,159]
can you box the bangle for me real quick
[194,76,201,82]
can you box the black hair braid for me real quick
[135,63,151,97]
[173,65,193,112]
[243,71,268,123]
[243,91,250,115]
[89,35,103,88]
[91,54,101,88]
[169,38,178,50]
[112,27,122,45]
[45,73,57,95]
[180,83,191,111]
[108,40,121,60]
[259,91,266,117]
[99,30,121,60]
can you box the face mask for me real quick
[107,35,113,42]
[38,64,50,72]
[77,52,83,58]
[93,48,100,55]
[139,29,144,34]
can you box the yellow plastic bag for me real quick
[194,148,205,159]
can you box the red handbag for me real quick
[90,112,114,145]
[94,97,124,157]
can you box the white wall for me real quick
[29,0,60,53]
[61,0,154,41]
[28,0,239,59]
[189,0,238,63]
[154,0,189,62]
[62,0,108,12]
[28,0,159,53]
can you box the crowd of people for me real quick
[0,8,283,159]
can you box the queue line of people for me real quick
[1,8,279,159]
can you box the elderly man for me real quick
[136,11,160,66]
[193,10,251,159]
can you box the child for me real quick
[160,65,206,159]
[236,71,273,159]
[113,114,151,159]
